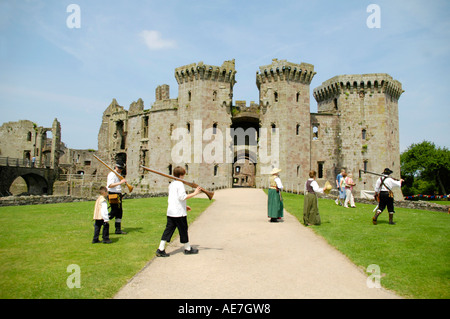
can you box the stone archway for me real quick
[12,173,49,195]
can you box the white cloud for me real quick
[139,30,176,50]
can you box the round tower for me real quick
[313,73,404,196]
[174,60,237,189]
[256,59,316,191]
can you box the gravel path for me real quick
[114,188,399,299]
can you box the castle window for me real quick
[213,91,217,101]
[142,116,149,139]
[235,166,240,173]
[213,123,218,134]
[27,132,32,141]
[362,129,367,140]
[297,165,300,177]
[214,164,219,176]
[296,92,300,102]
[333,98,338,110]
[187,122,191,134]
[185,164,189,175]
[312,125,319,140]
[274,91,278,102]
[188,91,191,102]
[168,164,172,175]
[296,124,301,135]
[271,123,276,133]
[318,162,324,179]
[363,160,368,172]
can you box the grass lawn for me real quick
[278,191,450,299]
[0,197,212,299]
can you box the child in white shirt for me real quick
[156,166,202,257]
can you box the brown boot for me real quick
[389,213,396,225]
[372,211,381,225]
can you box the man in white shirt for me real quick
[373,168,404,225]
[156,166,202,257]
[107,162,128,234]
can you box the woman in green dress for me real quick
[268,168,284,222]
[303,170,325,226]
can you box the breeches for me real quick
[161,216,189,244]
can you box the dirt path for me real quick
[114,188,399,299]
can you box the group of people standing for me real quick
[267,167,403,226]
[91,162,201,257]
[92,162,128,244]
[267,168,332,226]
[335,169,356,208]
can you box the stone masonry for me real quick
[96,58,404,196]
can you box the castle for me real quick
[95,58,404,196]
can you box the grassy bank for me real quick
[278,191,450,299]
[0,197,212,299]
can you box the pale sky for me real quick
[0,0,449,151]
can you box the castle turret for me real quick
[256,59,316,190]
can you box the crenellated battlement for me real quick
[256,59,316,88]
[313,73,404,102]
[174,59,237,85]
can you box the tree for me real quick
[401,141,450,196]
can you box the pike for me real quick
[93,155,134,193]
[140,165,214,200]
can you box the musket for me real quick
[359,169,401,181]
[93,155,134,193]
[140,165,214,200]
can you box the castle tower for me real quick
[174,59,237,189]
[256,59,316,191]
[313,74,404,195]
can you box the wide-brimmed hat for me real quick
[382,168,393,175]
[324,180,332,194]
[270,168,281,175]
[115,162,125,169]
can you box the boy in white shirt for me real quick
[156,166,202,257]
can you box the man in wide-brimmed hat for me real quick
[267,168,284,222]
[373,168,404,225]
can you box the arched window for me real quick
[362,129,367,140]
[188,91,191,102]
[296,92,300,102]
[213,91,217,101]
[213,123,218,134]
[296,124,301,135]
[274,91,278,102]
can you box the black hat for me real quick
[115,162,125,169]
[382,168,393,175]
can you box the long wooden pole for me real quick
[140,165,214,200]
[93,155,133,193]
